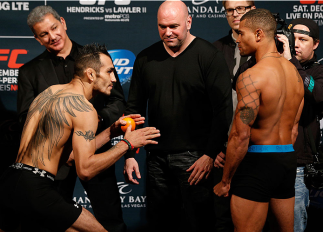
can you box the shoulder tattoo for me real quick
[22,88,93,167]
[75,130,95,141]
[236,74,260,125]
[239,106,255,124]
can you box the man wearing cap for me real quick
[277,18,323,232]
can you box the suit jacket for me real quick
[213,31,236,80]
[17,42,126,130]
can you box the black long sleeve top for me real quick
[125,38,233,158]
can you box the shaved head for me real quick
[157,0,189,20]
[157,0,193,53]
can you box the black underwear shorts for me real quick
[231,145,297,202]
[0,163,82,231]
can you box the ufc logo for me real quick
[0,49,27,68]
[300,0,323,4]
[80,0,131,5]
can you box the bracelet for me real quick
[120,139,134,151]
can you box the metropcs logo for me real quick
[300,0,323,3]
[0,49,27,68]
[108,49,135,85]
[80,0,131,5]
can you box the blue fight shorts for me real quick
[231,145,297,202]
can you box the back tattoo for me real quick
[22,88,93,167]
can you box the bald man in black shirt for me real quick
[123,1,232,231]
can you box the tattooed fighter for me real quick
[0,44,160,232]
[213,9,304,232]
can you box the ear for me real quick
[60,17,67,30]
[186,15,192,31]
[313,39,320,50]
[255,29,263,42]
[34,34,43,46]
[251,6,256,10]
[85,68,96,82]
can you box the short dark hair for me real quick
[222,0,255,8]
[241,8,277,39]
[74,43,112,78]
[27,5,60,35]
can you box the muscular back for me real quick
[16,83,94,175]
[235,55,304,145]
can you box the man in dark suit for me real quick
[17,5,127,232]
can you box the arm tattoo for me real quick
[239,106,255,124]
[22,88,93,167]
[75,130,95,141]
[236,74,260,125]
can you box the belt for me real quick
[10,163,55,181]
[248,144,294,153]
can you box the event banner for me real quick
[1,1,323,231]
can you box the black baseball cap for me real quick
[289,18,319,40]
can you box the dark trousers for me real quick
[55,163,127,232]
[146,151,215,232]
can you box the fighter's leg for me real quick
[66,207,107,232]
[267,197,294,232]
[231,195,268,232]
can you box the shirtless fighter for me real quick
[213,9,304,232]
[0,44,160,232]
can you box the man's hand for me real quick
[110,114,145,137]
[276,34,292,60]
[124,126,160,148]
[124,158,141,184]
[187,154,213,185]
[213,181,230,197]
[214,152,226,168]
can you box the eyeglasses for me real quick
[225,6,252,16]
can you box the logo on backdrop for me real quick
[117,182,146,208]
[73,190,91,209]
[67,1,147,22]
[80,0,131,6]
[108,49,135,85]
[0,49,27,92]
[286,1,323,26]
[192,0,210,5]
[300,0,323,4]
[0,1,29,11]
[73,182,146,209]
[118,181,132,194]
[188,0,225,19]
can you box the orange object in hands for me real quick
[121,117,136,132]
